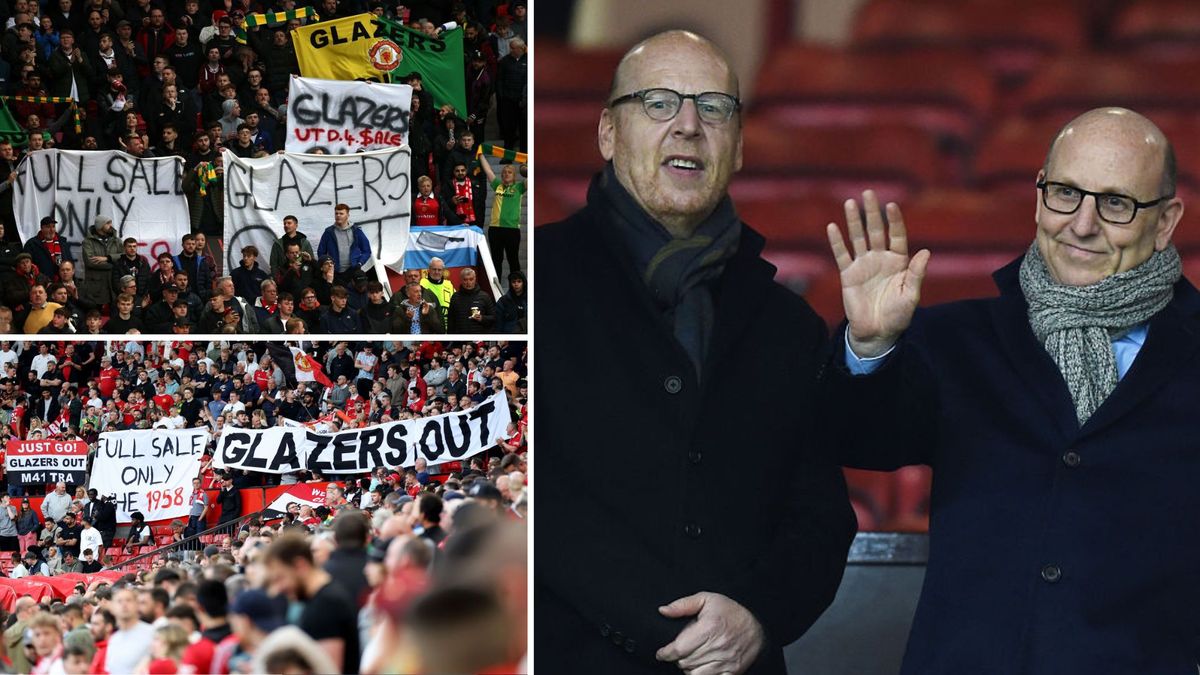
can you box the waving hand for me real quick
[826,190,930,358]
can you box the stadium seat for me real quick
[900,189,1033,254]
[535,40,624,125]
[739,121,950,203]
[972,115,1067,195]
[852,0,1085,85]
[884,466,933,532]
[1015,54,1200,121]
[844,469,894,531]
[753,44,998,146]
[1110,0,1200,61]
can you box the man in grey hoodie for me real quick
[218,98,242,142]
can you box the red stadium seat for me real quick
[843,469,893,530]
[900,189,1034,254]
[753,44,998,146]
[1111,0,1200,61]
[535,40,624,126]
[972,115,1066,196]
[1015,54,1200,121]
[739,121,950,203]
[852,0,1085,85]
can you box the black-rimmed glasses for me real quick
[609,88,741,124]
[1037,180,1173,225]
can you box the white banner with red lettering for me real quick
[90,427,208,523]
[286,77,413,154]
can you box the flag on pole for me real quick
[292,14,467,115]
[268,343,333,388]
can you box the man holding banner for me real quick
[317,204,372,286]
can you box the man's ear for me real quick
[598,108,615,161]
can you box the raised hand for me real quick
[826,190,930,357]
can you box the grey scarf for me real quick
[1019,242,1181,424]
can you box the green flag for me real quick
[0,100,27,147]
[375,18,468,117]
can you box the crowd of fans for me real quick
[0,0,529,334]
[1,227,528,334]
[0,338,528,672]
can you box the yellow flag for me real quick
[293,14,384,81]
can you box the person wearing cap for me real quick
[222,589,285,673]
[81,214,121,307]
[22,215,73,281]
[47,35,86,107]
[465,46,492,142]
[4,251,39,309]
[143,283,181,333]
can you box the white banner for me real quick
[214,391,511,474]
[286,77,413,154]
[91,427,209,523]
[15,149,191,263]
[221,146,411,272]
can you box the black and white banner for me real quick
[91,427,208,522]
[5,440,88,486]
[15,149,191,263]
[214,391,510,474]
[286,77,413,153]
[221,146,411,271]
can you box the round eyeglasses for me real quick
[1037,180,1173,225]
[609,87,741,125]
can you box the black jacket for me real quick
[535,196,856,674]
[446,284,495,333]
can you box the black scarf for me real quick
[591,163,741,378]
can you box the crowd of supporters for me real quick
[1,227,528,334]
[0,338,527,672]
[0,0,529,334]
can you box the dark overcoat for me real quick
[824,256,1200,674]
[535,198,857,674]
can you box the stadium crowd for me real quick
[0,0,529,334]
[0,338,528,672]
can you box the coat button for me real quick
[624,638,636,653]
[683,523,702,538]
[599,623,611,638]
[1041,564,1062,583]
[611,631,624,646]
[688,450,702,464]
[1062,451,1081,467]
[664,376,683,394]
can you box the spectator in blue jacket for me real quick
[317,204,371,286]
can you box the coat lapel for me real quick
[989,259,1080,440]
[1079,281,1200,439]
[705,226,776,369]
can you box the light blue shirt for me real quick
[846,323,1150,379]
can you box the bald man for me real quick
[536,30,855,675]
[823,107,1198,673]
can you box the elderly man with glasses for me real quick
[822,107,1198,673]
[536,29,855,675]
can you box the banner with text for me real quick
[263,483,328,520]
[5,440,87,486]
[287,77,412,154]
[293,16,466,115]
[91,428,208,523]
[15,149,191,264]
[214,391,510,474]
[221,146,411,272]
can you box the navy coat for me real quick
[825,256,1200,674]
[535,198,856,674]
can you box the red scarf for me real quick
[453,179,475,222]
[40,236,63,266]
